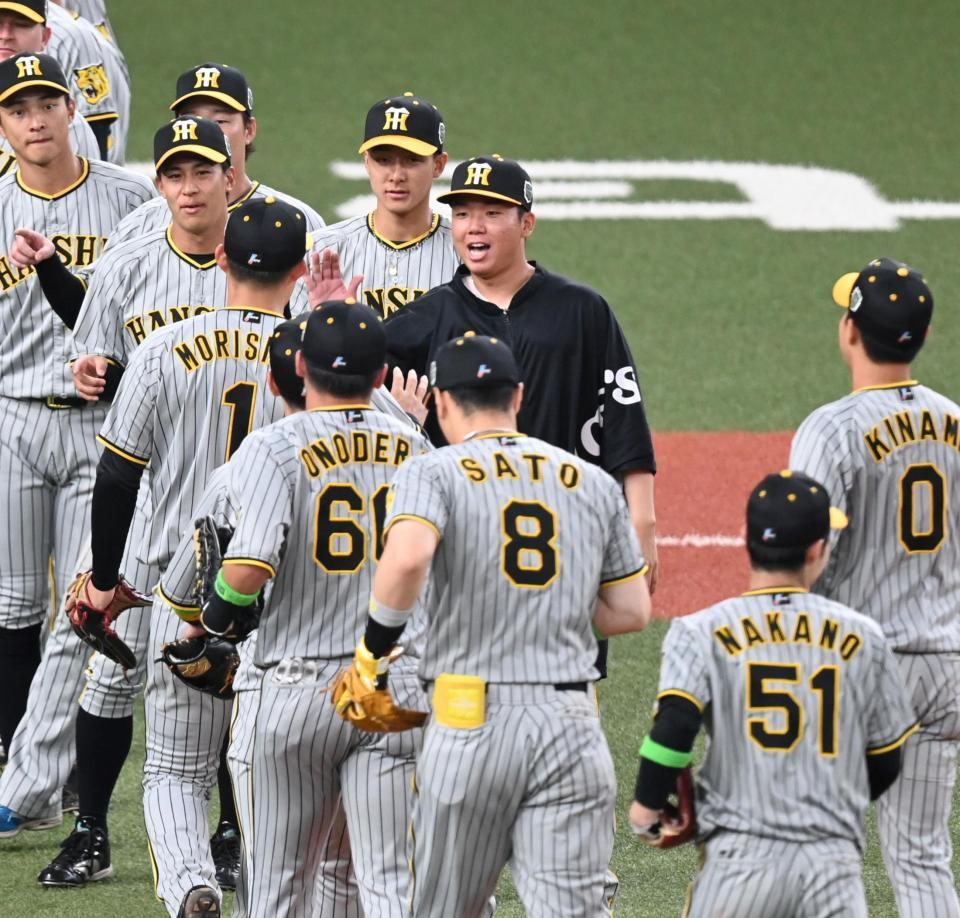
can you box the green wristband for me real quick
[639,735,693,769]
[215,569,259,607]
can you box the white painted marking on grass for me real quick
[329,158,960,230]
[658,534,745,548]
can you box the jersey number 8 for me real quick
[501,500,559,589]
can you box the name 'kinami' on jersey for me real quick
[864,409,959,463]
[714,613,863,661]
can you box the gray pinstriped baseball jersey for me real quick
[0,116,99,178]
[107,181,325,250]
[657,588,915,849]
[790,382,960,652]
[48,3,118,127]
[385,432,644,684]
[98,306,289,569]
[224,407,431,666]
[0,158,154,398]
[309,212,458,319]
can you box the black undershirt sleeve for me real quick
[634,695,702,809]
[364,617,406,658]
[88,119,111,160]
[35,256,86,329]
[867,747,902,800]
[90,448,145,591]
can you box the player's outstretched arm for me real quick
[11,229,88,328]
[594,574,651,636]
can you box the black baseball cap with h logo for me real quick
[437,155,534,211]
[359,92,444,156]
[170,63,253,114]
[0,52,69,105]
[153,116,231,172]
[0,1,46,24]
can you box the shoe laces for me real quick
[49,826,95,867]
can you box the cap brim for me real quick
[436,189,525,207]
[155,145,228,171]
[358,135,438,156]
[0,79,69,105]
[0,3,45,23]
[829,507,848,530]
[170,90,246,113]
[832,272,859,309]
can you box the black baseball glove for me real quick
[157,634,239,699]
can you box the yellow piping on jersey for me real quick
[83,111,119,124]
[222,305,286,318]
[228,181,260,211]
[165,227,217,270]
[155,583,200,619]
[96,434,149,466]
[366,211,441,251]
[222,557,277,577]
[308,404,372,412]
[384,513,442,541]
[741,586,808,596]
[658,688,705,713]
[16,157,89,201]
[853,379,918,394]
[867,723,919,756]
[601,565,649,588]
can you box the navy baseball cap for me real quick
[832,258,932,356]
[747,471,847,550]
[154,116,231,172]
[171,63,253,114]
[430,333,522,390]
[0,1,45,24]
[437,155,533,211]
[0,53,68,105]
[359,92,444,156]
[269,316,306,407]
[301,300,386,375]
[224,197,308,273]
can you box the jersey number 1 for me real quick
[222,382,258,461]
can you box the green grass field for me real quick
[2,0,959,914]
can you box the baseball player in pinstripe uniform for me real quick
[0,0,102,170]
[630,470,916,917]
[68,197,308,917]
[338,333,651,917]
[0,49,151,820]
[195,298,432,917]
[108,63,324,248]
[790,258,960,917]
[307,92,457,320]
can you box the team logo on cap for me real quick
[850,287,863,312]
[172,119,199,142]
[465,162,493,186]
[73,64,109,104]
[477,363,491,379]
[15,56,42,79]
[246,87,254,110]
[429,361,437,386]
[523,180,533,205]
[383,106,410,132]
[194,67,221,89]
[247,253,261,266]
[438,122,446,145]
[761,527,777,542]
[898,330,912,343]
[332,356,347,368]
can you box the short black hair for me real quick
[303,358,380,400]
[747,539,809,573]
[225,257,292,287]
[845,314,924,364]
[444,384,516,414]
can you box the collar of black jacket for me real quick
[451,261,547,314]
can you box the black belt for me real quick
[43,396,86,410]
[554,681,588,692]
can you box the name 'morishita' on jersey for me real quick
[658,588,916,849]
[384,433,646,684]
[0,158,154,399]
[72,226,309,364]
[223,407,431,666]
[309,213,459,319]
[106,182,325,250]
[790,381,960,652]
[97,306,289,568]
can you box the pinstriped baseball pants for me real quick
[410,684,615,918]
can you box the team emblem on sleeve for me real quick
[73,64,111,104]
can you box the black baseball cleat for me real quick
[178,885,220,916]
[37,818,112,886]
[210,821,241,891]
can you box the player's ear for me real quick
[267,371,280,398]
[244,115,257,147]
[433,152,448,178]
[223,166,236,197]
[520,211,536,237]
[295,350,306,379]
[373,364,389,390]
[289,260,307,283]
[64,95,76,123]
[215,244,228,273]
[513,382,524,415]
[40,26,51,48]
